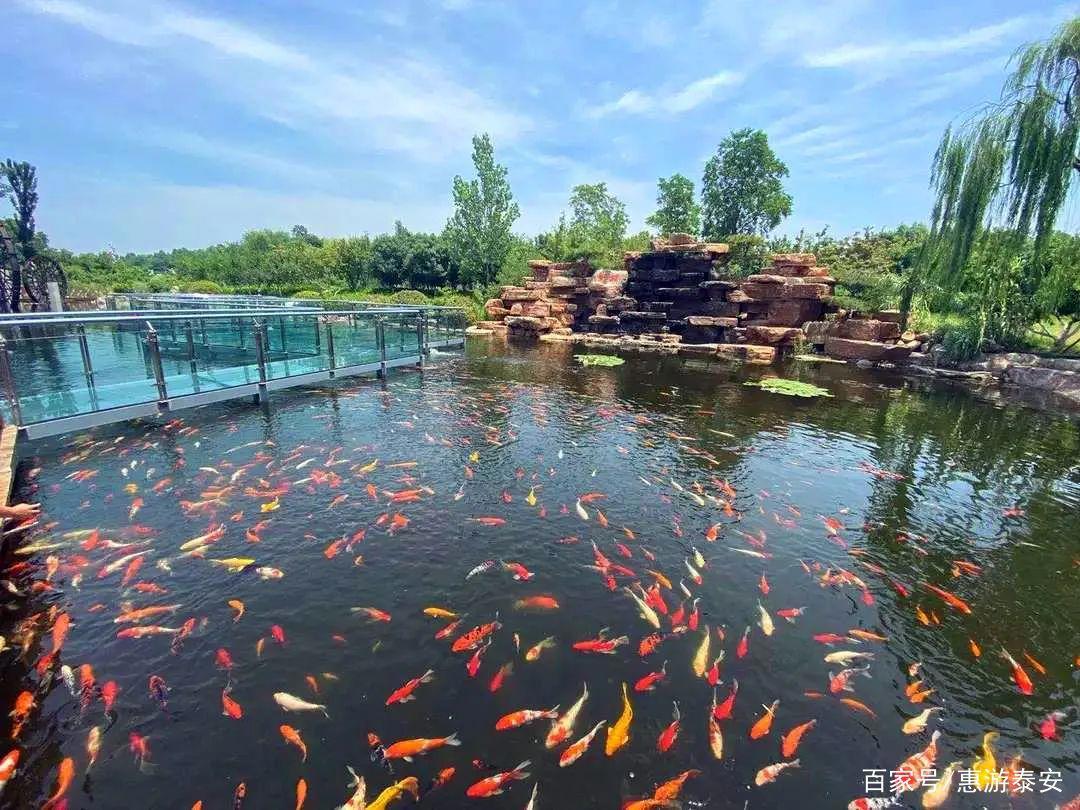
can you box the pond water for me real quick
[2,340,1079,809]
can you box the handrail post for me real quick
[377,316,387,379]
[184,320,199,393]
[324,317,336,371]
[145,323,169,404]
[0,336,23,427]
[253,319,269,385]
[77,324,99,410]
[414,313,423,371]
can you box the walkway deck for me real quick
[1,307,466,439]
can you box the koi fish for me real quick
[757,601,774,636]
[546,683,588,748]
[280,725,308,761]
[383,733,461,761]
[256,567,284,580]
[839,698,877,718]
[385,670,434,705]
[496,706,560,731]
[635,661,667,692]
[902,707,942,734]
[338,768,366,810]
[41,756,74,809]
[210,557,255,572]
[893,730,941,792]
[222,689,243,719]
[273,692,329,717]
[525,636,556,661]
[639,633,664,657]
[559,721,605,767]
[351,607,392,623]
[781,719,816,757]
[824,651,874,665]
[489,662,512,692]
[921,582,972,614]
[755,759,800,786]
[423,607,458,619]
[466,642,489,677]
[750,700,779,739]
[468,517,506,526]
[514,596,560,611]
[691,626,711,677]
[573,631,629,654]
[777,607,806,623]
[452,618,502,652]
[228,600,245,622]
[1001,648,1034,694]
[465,760,530,797]
[624,586,660,629]
[466,560,498,579]
[179,524,226,552]
[367,776,419,810]
[435,619,462,640]
[605,682,633,756]
[829,665,871,694]
[657,701,680,752]
[736,626,750,659]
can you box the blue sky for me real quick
[3,0,1072,253]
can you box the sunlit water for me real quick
[3,341,1079,809]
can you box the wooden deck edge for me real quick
[0,424,16,507]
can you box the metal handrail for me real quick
[0,307,453,328]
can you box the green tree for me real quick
[338,236,373,290]
[916,18,1080,339]
[445,133,520,288]
[701,128,792,240]
[646,173,700,236]
[2,160,39,311]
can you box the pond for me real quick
[2,340,1078,809]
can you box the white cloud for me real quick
[590,72,744,118]
[907,56,1006,108]
[23,0,530,162]
[805,16,1028,68]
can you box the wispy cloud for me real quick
[590,71,744,118]
[805,16,1028,68]
[22,0,529,161]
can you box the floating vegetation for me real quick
[574,353,625,367]
[744,378,833,398]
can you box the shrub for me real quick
[940,319,983,362]
[182,279,225,295]
[293,290,323,300]
[388,289,429,305]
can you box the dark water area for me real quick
[2,340,1079,809]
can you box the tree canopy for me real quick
[445,133,520,288]
[918,18,1080,347]
[646,173,700,236]
[701,128,791,240]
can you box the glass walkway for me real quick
[0,306,466,439]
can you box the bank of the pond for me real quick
[1,341,1077,809]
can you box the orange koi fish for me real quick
[489,662,512,692]
[1001,648,1034,695]
[221,689,243,719]
[713,679,738,721]
[495,706,560,731]
[514,596,560,611]
[892,730,940,792]
[228,599,245,622]
[352,607,392,623]
[386,669,435,705]
[383,733,461,761]
[635,661,667,692]
[573,631,629,654]
[639,633,664,657]
[921,582,972,614]
[657,702,680,752]
[41,756,74,809]
[465,760,531,797]
[559,721,605,767]
[749,700,779,739]
[295,778,307,810]
[839,698,877,718]
[279,725,308,761]
[653,769,700,801]
[781,719,816,757]
[467,517,506,526]
[451,618,501,652]
[754,759,800,786]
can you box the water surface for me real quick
[3,341,1079,809]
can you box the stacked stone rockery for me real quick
[477,259,595,337]
[803,311,921,364]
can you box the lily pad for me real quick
[574,354,625,367]
[744,378,833,398]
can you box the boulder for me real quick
[505,316,547,332]
[767,299,824,326]
[715,344,777,364]
[524,302,551,318]
[825,336,912,362]
[464,326,494,336]
[656,286,704,300]
[747,325,805,345]
[835,319,889,341]
[501,288,541,302]
[1002,366,1080,406]
[484,299,510,318]
[548,275,578,289]
[738,283,785,301]
[873,310,903,324]
[686,316,738,328]
[746,274,789,285]
[781,283,831,300]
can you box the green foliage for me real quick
[646,173,700,236]
[919,17,1080,339]
[293,289,323,299]
[338,235,373,291]
[445,133,520,288]
[701,128,792,239]
[574,353,625,367]
[181,279,224,294]
[536,183,628,269]
[940,319,984,361]
[388,289,430,305]
[744,378,833,398]
[723,234,768,278]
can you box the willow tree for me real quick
[911,18,1080,344]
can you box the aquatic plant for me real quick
[744,378,832,397]
[574,353,625,367]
